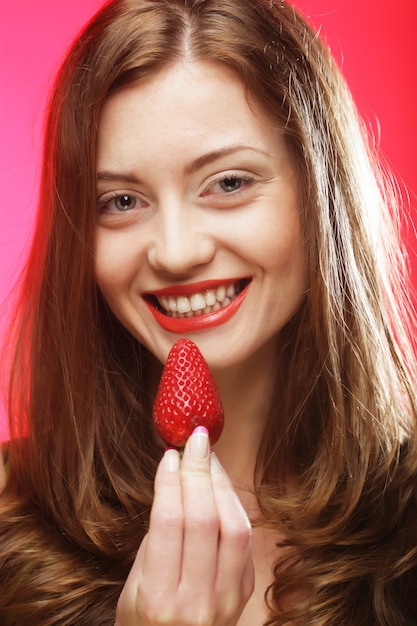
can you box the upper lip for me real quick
[145,277,250,297]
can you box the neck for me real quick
[211,339,278,490]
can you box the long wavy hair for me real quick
[1,0,416,624]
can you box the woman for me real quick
[1,0,416,624]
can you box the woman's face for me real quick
[95,61,307,370]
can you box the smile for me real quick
[154,279,248,318]
[144,278,251,333]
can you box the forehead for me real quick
[97,61,289,171]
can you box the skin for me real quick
[116,430,254,626]
[95,61,307,374]
[95,61,308,624]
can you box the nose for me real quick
[147,202,216,275]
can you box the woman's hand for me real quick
[116,427,254,625]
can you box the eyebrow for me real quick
[184,145,272,174]
[96,171,143,185]
[96,145,272,184]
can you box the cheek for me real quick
[94,234,133,299]
[94,247,135,333]
[251,210,306,275]
[94,243,113,295]
[264,227,308,321]
[267,224,308,323]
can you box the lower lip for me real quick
[145,283,250,333]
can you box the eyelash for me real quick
[97,192,143,213]
[203,174,256,196]
[96,173,256,214]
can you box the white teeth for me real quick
[205,290,217,306]
[168,296,178,312]
[177,296,191,314]
[190,293,206,311]
[216,285,226,302]
[155,281,244,318]
[226,284,235,298]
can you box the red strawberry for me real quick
[153,339,224,448]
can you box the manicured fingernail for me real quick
[189,426,210,458]
[210,452,223,473]
[163,448,180,471]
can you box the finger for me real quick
[140,448,184,592]
[209,453,254,604]
[116,533,149,622]
[240,543,256,606]
[180,427,220,594]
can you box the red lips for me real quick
[144,278,251,333]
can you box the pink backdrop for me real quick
[1,0,416,439]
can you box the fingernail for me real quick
[189,426,210,458]
[163,448,180,472]
[210,452,223,473]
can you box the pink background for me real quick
[1,0,416,439]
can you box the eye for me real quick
[202,174,255,197]
[114,194,137,211]
[97,192,144,214]
[218,176,245,193]
[110,194,137,211]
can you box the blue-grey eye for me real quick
[115,194,137,211]
[219,176,243,192]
